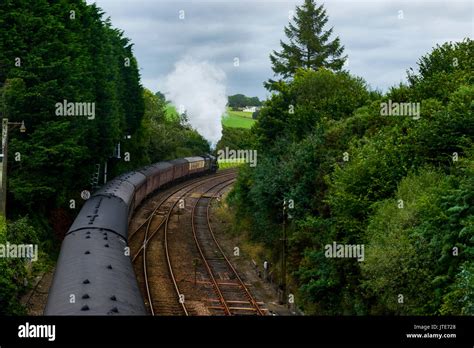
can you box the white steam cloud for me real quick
[164,57,227,146]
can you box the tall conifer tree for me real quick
[269,0,347,81]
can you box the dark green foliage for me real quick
[254,69,370,148]
[155,90,166,103]
[0,0,144,216]
[0,216,53,315]
[362,162,474,314]
[228,94,262,108]
[215,126,254,152]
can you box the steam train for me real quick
[45,155,217,315]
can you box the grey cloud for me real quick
[88,0,473,99]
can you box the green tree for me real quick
[155,91,166,102]
[216,126,254,152]
[254,69,369,148]
[0,0,145,217]
[269,0,346,82]
[407,39,473,103]
[228,94,247,108]
[228,94,261,108]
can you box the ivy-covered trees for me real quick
[1,0,145,216]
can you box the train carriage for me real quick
[46,155,218,315]
[92,178,136,219]
[152,162,174,187]
[116,171,147,210]
[169,158,189,181]
[184,156,206,175]
[67,195,129,239]
[45,228,146,315]
[138,162,173,196]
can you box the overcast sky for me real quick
[86,0,473,100]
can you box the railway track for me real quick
[130,170,237,263]
[130,171,237,315]
[162,176,238,316]
[191,180,266,316]
[129,168,237,244]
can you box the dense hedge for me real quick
[229,39,473,315]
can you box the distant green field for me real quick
[226,108,254,119]
[222,108,256,129]
[166,104,256,129]
[217,158,245,169]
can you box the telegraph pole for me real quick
[0,119,9,217]
[280,198,293,305]
[280,199,288,304]
[282,206,287,300]
[0,118,26,218]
